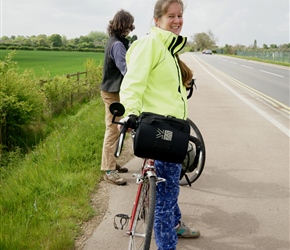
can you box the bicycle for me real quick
[110,79,206,249]
[110,102,164,250]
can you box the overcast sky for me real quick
[0,0,289,46]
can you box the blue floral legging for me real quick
[154,160,182,250]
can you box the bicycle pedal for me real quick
[113,214,130,230]
[156,177,166,184]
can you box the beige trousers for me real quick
[100,91,120,171]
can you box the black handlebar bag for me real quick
[133,112,190,163]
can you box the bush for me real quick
[42,76,74,115]
[19,46,34,50]
[36,46,51,51]
[0,51,103,157]
[85,59,103,90]
[0,51,45,151]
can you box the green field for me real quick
[0,50,104,77]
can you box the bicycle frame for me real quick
[113,158,165,250]
[128,159,155,236]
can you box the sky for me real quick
[0,0,289,47]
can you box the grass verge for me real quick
[0,98,105,249]
[222,54,290,67]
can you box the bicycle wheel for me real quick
[129,176,156,250]
[179,118,206,186]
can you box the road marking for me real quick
[241,64,254,69]
[230,61,238,65]
[259,70,284,78]
[190,54,290,138]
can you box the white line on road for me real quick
[230,61,238,65]
[241,64,254,69]
[259,70,284,78]
[190,54,290,138]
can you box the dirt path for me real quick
[75,138,134,250]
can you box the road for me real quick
[194,53,290,106]
[82,52,290,250]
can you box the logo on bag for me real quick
[156,128,173,141]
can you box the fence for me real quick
[39,70,99,115]
[236,50,290,63]
[39,71,87,85]
[66,71,87,81]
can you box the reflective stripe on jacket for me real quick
[120,27,188,119]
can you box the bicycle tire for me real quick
[129,176,156,250]
[179,118,206,185]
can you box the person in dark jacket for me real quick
[100,9,135,185]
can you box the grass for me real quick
[0,50,104,77]
[0,98,106,249]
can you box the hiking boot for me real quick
[104,170,127,185]
[116,164,128,173]
[175,221,200,238]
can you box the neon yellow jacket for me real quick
[120,27,188,119]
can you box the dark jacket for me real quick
[101,35,129,92]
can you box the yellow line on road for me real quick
[189,54,290,137]
[193,55,290,115]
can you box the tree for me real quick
[79,36,93,44]
[36,34,49,47]
[224,44,234,54]
[48,34,63,47]
[270,44,278,49]
[14,35,26,44]
[191,30,216,50]
[87,31,108,43]
[263,44,269,49]
[254,39,257,49]
[280,43,290,49]
[0,36,10,43]
[61,35,68,47]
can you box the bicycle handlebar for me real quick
[110,104,138,157]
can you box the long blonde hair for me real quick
[154,0,193,88]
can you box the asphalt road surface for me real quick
[83,52,290,250]
[194,53,289,106]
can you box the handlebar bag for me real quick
[133,112,190,163]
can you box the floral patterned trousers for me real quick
[154,160,182,250]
